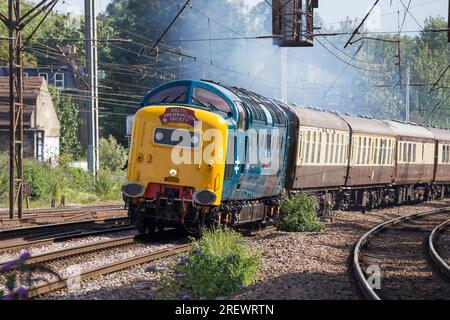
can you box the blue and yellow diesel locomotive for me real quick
[123,80,289,234]
[123,79,450,235]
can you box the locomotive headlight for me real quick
[169,168,178,176]
[155,131,164,141]
[193,189,217,206]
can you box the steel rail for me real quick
[428,219,450,278]
[27,243,191,298]
[0,217,130,240]
[0,225,134,252]
[0,204,124,216]
[352,206,450,300]
[0,235,136,268]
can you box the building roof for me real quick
[0,76,44,101]
[0,76,44,128]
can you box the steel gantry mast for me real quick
[84,0,99,176]
[0,0,59,219]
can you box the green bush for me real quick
[99,135,127,173]
[0,153,124,206]
[278,192,325,232]
[23,160,62,200]
[0,154,8,202]
[95,168,124,200]
[156,229,261,300]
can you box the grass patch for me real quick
[278,192,325,232]
[0,153,124,207]
[153,229,261,300]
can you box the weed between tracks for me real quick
[149,229,261,300]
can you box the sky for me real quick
[58,0,448,33]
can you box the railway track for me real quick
[353,207,450,300]
[0,217,132,253]
[0,204,127,225]
[0,217,130,240]
[428,219,450,278]
[0,235,136,268]
[6,224,277,298]
[26,243,191,298]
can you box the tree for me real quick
[0,1,84,66]
[48,86,83,159]
[99,135,127,172]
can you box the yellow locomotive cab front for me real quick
[124,105,228,211]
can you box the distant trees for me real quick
[48,86,83,159]
[319,17,449,124]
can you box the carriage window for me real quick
[373,138,378,164]
[403,143,407,162]
[317,132,322,163]
[407,143,412,162]
[356,137,361,164]
[325,133,329,164]
[340,135,345,164]
[386,140,390,165]
[362,137,367,165]
[443,145,449,164]
[412,144,416,162]
[305,131,310,164]
[377,139,382,164]
[330,134,335,164]
[334,134,340,163]
[445,146,447,164]
[344,139,348,165]
[311,132,316,163]
[192,87,231,114]
[445,145,450,163]
[147,85,188,104]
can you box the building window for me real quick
[54,72,64,88]
[39,73,48,81]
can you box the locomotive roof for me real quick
[427,126,450,143]
[341,115,395,137]
[384,120,435,140]
[291,107,349,132]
